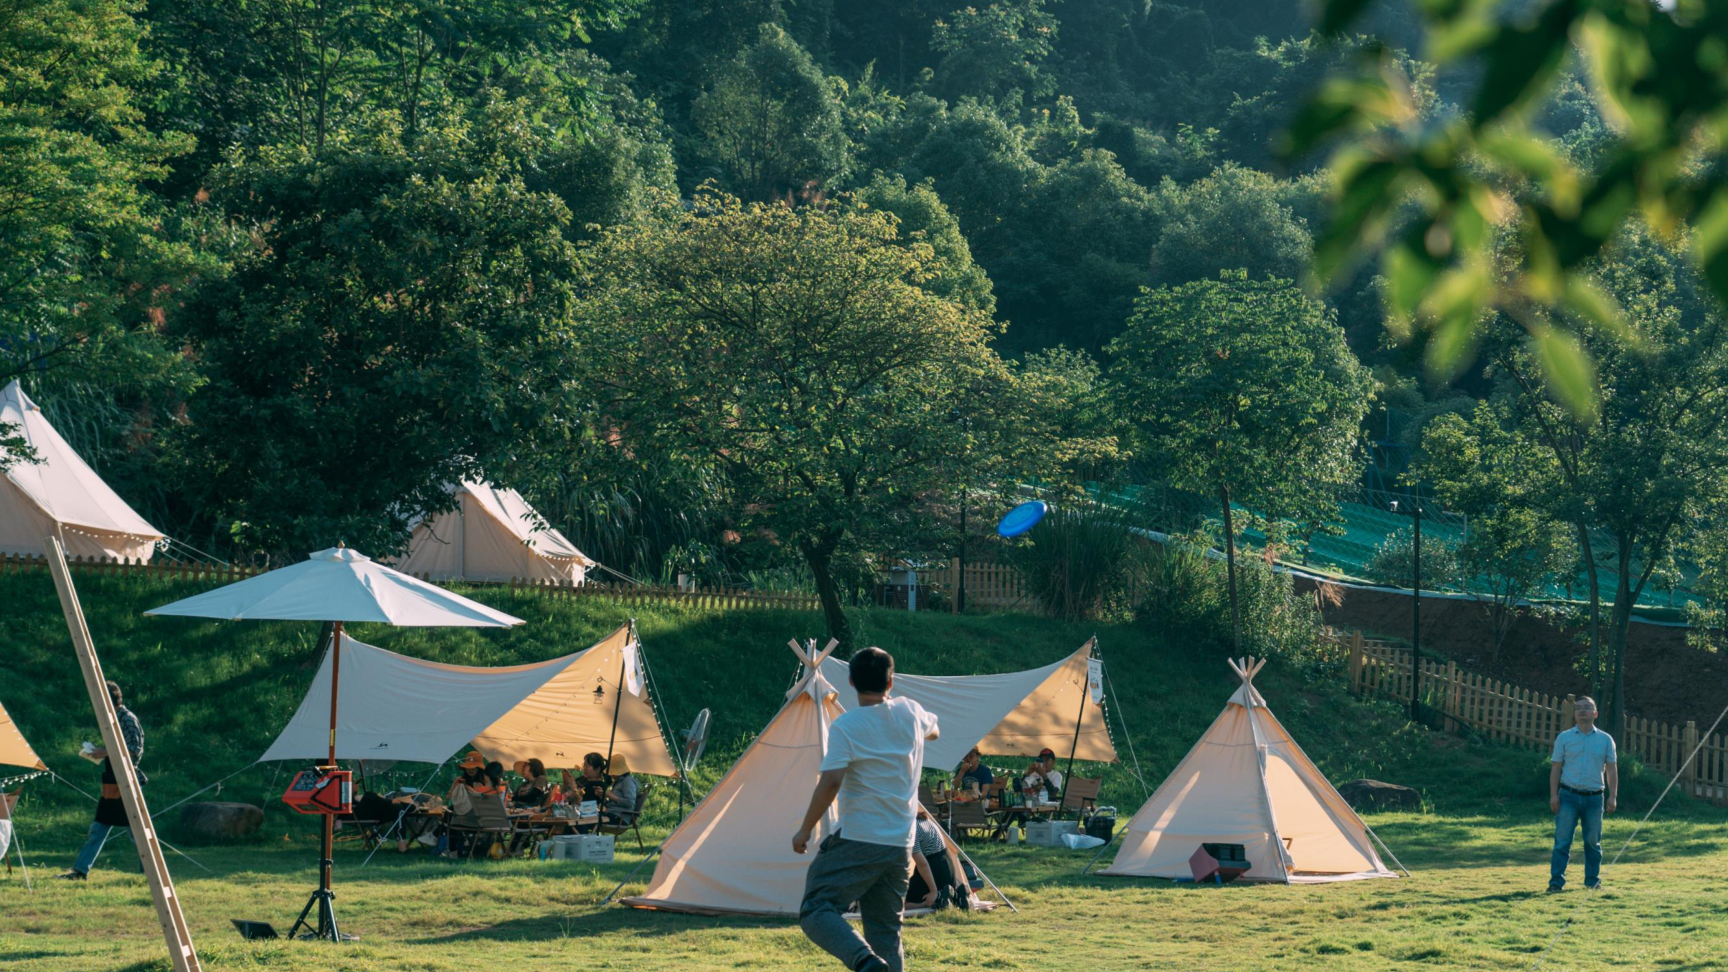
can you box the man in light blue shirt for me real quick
[1548,696,1617,892]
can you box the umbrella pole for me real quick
[289,620,343,942]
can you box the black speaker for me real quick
[231,919,279,940]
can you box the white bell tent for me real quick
[620,640,1008,918]
[0,380,164,561]
[1098,657,1402,884]
[390,481,595,584]
[821,637,1117,772]
[259,622,677,775]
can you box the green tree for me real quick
[691,24,851,201]
[1365,525,1461,592]
[1421,407,1573,663]
[1108,270,1371,649]
[1458,232,1728,737]
[1291,0,1728,416]
[1149,163,1313,288]
[167,99,584,559]
[930,0,1059,104]
[572,190,1031,645]
[0,0,201,398]
[850,172,995,315]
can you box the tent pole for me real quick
[602,840,665,904]
[2,787,30,890]
[1079,828,1118,876]
[1057,637,1092,814]
[937,819,1017,914]
[603,620,632,775]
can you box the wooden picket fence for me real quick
[1341,632,1728,805]
[0,552,823,612]
[922,558,1033,613]
[505,576,821,612]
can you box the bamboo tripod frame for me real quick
[45,537,202,972]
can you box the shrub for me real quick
[1367,526,1462,590]
[1135,535,1326,665]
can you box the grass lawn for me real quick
[4,811,1725,971]
[3,567,1725,970]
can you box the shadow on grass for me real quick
[407,903,800,945]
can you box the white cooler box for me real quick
[547,833,615,863]
[1025,819,1079,847]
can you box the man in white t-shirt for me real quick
[794,646,938,972]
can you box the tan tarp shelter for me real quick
[260,622,677,775]
[822,637,1116,771]
[0,380,164,561]
[623,640,997,918]
[0,695,44,771]
[390,481,595,584]
[1100,657,1398,884]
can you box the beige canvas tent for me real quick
[260,622,676,775]
[822,637,1116,771]
[391,481,595,584]
[0,695,44,771]
[0,380,164,561]
[622,640,1004,918]
[1099,657,1400,884]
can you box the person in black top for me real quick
[61,680,144,880]
[952,748,994,802]
[512,758,551,809]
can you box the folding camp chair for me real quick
[1060,777,1102,818]
[597,783,653,849]
[448,793,512,860]
[947,799,992,842]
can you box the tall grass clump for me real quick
[1009,503,1152,621]
[1136,535,1326,666]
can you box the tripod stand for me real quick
[287,815,342,941]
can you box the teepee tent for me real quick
[822,637,1116,771]
[1099,657,1400,884]
[391,481,595,584]
[259,622,676,775]
[622,640,1006,918]
[0,380,164,561]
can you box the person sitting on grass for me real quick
[951,748,993,803]
[906,809,960,910]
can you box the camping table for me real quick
[988,802,1060,840]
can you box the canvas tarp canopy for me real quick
[390,481,595,584]
[0,695,44,771]
[259,622,677,775]
[1100,658,1397,884]
[821,637,1116,772]
[0,380,164,562]
[623,641,991,918]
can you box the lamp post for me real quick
[1391,497,1422,721]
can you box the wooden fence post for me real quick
[1348,632,1364,694]
[1442,661,1458,732]
[1683,721,1700,795]
[1561,695,1575,738]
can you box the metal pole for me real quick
[603,620,633,775]
[323,620,341,935]
[1410,504,1421,721]
[1058,649,1089,815]
[957,487,967,614]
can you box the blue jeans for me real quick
[1550,788,1603,889]
[73,821,131,875]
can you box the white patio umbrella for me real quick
[146,545,524,941]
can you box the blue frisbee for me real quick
[997,500,1049,538]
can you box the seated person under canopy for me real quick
[952,748,994,802]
